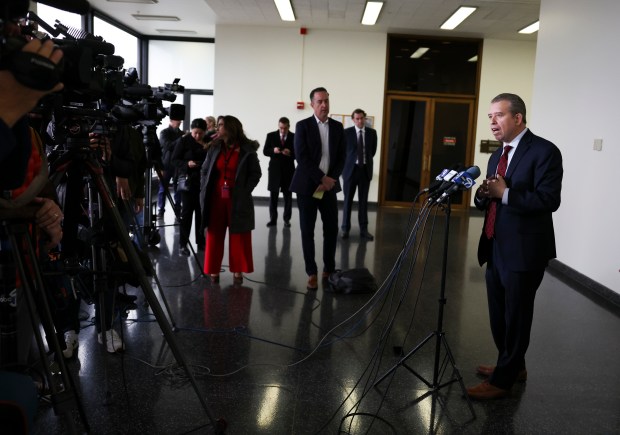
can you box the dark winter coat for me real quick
[199,140,262,234]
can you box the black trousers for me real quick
[341,165,370,232]
[268,188,292,223]
[179,188,204,248]
[296,190,338,276]
[486,240,544,389]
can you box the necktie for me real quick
[280,135,285,146]
[484,145,512,239]
[357,130,364,165]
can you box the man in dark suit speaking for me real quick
[341,108,377,241]
[289,87,345,290]
[467,93,563,400]
[263,116,295,228]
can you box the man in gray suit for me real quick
[341,109,377,240]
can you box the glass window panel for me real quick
[156,95,185,138]
[385,99,427,202]
[387,36,479,94]
[34,4,82,32]
[93,17,138,74]
[188,94,214,124]
[148,40,214,90]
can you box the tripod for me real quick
[49,144,225,433]
[0,211,89,434]
[140,124,163,247]
[374,198,476,419]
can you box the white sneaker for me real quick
[97,328,125,353]
[62,330,79,359]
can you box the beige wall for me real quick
[214,26,538,208]
[532,0,619,292]
[214,26,386,202]
[473,39,537,194]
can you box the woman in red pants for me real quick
[199,116,262,284]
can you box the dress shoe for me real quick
[341,231,349,239]
[307,274,318,290]
[321,271,331,281]
[233,273,243,284]
[156,210,165,219]
[360,231,374,241]
[476,364,528,382]
[180,246,190,256]
[284,221,291,228]
[466,380,509,400]
[209,274,220,284]
[266,220,276,227]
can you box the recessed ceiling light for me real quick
[440,6,477,30]
[361,1,384,26]
[274,0,295,22]
[107,0,158,3]
[410,47,429,59]
[519,21,539,34]
[132,14,179,21]
[156,29,197,35]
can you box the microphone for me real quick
[424,168,450,193]
[436,166,481,203]
[35,0,91,15]
[423,164,462,195]
[422,163,465,201]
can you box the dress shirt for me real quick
[500,127,528,204]
[315,116,330,174]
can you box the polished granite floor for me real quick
[31,201,620,435]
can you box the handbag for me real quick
[177,175,190,192]
[326,268,378,294]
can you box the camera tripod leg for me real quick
[142,166,161,247]
[2,220,90,434]
[122,198,179,330]
[152,164,204,275]
[153,164,181,221]
[86,158,222,430]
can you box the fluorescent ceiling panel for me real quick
[157,29,196,35]
[519,21,540,34]
[440,6,477,30]
[361,1,384,25]
[132,14,179,21]
[410,47,429,59]
[274,0,296,22]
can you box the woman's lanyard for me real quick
[221,144,237,198]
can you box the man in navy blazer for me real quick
[467,93,563,400]
[341,108,377,240]
[289,87,345,290]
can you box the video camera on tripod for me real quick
[111,68,185,163]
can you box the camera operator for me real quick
[172,118,207,256]
[0,19,66,433]
[48,119,147,355]
[157,117,183,219]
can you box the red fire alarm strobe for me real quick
[297,101,305,110]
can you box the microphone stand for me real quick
[374,196,476,419]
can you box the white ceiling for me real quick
[86,0,540,41]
